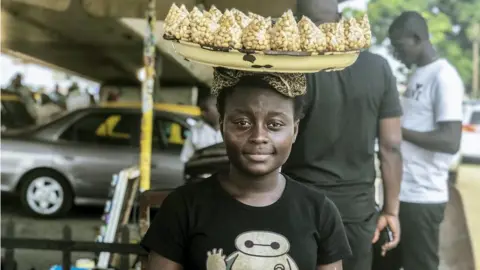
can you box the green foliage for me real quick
[341,7,364,19]
[365,0,479,91]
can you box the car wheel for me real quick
[19,171,73,218]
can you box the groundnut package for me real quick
[163,3,372,53]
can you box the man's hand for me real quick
[372,213,401,256]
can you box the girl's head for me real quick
[212,68,306,177]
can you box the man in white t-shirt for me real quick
[180,95,223,162]
[66,84,91,111]
[385,11,464,270]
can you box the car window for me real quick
[112,114,161,148]
[60,112,140,147]
[471,111,480,125]
[155,117,190,152]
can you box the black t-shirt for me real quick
[283,51,402,223]
[141,175,352,269]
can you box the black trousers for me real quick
[372,201,446,270]
[343,213,377,270]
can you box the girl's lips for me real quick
[243,153,272,162]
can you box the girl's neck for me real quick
[223,166,282,194]
[219,166,286,207]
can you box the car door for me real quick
[149,115,190,190]
[54,111,140,200]
[461,108,480,161]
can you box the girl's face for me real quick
[221,86,299,177]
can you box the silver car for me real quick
[1,105,197,217]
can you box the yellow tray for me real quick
[170,39,360,73]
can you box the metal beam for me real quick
[1,237,147,255]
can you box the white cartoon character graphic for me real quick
[206,231,299,270]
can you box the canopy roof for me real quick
[6,0,306,18]
[2,0,347,86]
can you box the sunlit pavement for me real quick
[455,164,480,267]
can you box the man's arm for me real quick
[378,118,402,216]
[402,121,462,154]
[372,117,403,255]
[372,56,403,255]
[376,55,403,216]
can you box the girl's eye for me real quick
[236,120,251,127]
[268,122,284,129]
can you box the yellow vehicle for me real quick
[98,101,201,145]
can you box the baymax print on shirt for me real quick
[206,231,299,270]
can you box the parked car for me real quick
[460,102,480,163]
[1,90,36,131]
[184,142,228,183]
[1,103,199,217]
[449,101,480,183]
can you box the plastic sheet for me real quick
[357,14,372,49]
[271,10,301,51]
[298,16,328,53]
[241,14,272,50]
[191,10,220,46]
[187,7,204,43]
[232,8,251,29]
[164,4,189,37]
[214,10,243,49]
[345,17,366,50]
[320,21,347,52]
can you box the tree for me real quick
[353,0,480,93]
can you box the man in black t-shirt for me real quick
[283,1,403,269]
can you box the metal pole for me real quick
[139,0,157,192]
[472,40,479,98]
[62,226,72,270]
[470,22,479,99]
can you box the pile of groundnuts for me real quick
[164,4,371,53]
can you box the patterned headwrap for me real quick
[211,68,307,98]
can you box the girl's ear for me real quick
[219,119,224,138]
[292,120,299,144]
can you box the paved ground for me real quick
[1,194,104,270]
[1,165,479,270]
[455,164,480,268]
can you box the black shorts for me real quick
[342,213,376,270]
[372,201,446,270]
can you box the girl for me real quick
[141,68,352,270]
